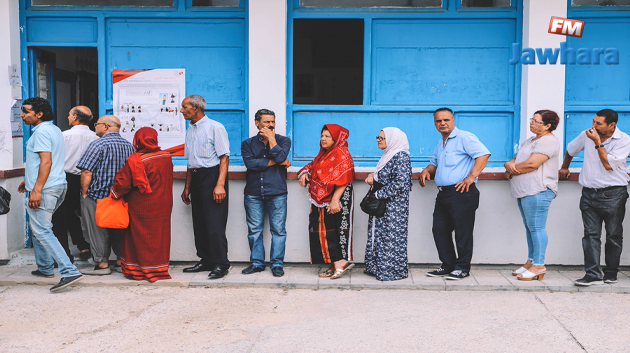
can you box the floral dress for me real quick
[364,151,412,281]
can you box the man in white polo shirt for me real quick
[52,106,98,262]
[560,109,630,286]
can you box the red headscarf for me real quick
[127,127,164,194]
[298,124,355,205]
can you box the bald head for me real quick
[68,105,93,126]
[95,115,121,137]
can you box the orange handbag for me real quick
[95,195,129,229]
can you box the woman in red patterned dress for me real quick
[111,127,173,282]
[298,124,355,279]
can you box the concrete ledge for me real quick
[1,264,626,293]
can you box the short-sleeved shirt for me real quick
[429,127,491,186]
[25,121,67,191]
[185,116,230,168]
[76,131,135,200]
[510,134,560,198]
[566,128,630,188]
[63,125,98,175]
[242,133,292,196]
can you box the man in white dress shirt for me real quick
[52,106,98,262]
[560,109,630,286]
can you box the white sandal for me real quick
[330,263,354,279]
[512,266,528,276]
[517,270,546,281]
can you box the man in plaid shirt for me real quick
[77,115,134,275]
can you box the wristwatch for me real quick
[595,144,604,149]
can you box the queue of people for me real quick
[19,94,630,292]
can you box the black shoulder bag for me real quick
[0,186,11,215]
[360,180,387,217]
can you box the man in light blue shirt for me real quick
[419,107,490,280]
[17,97,83,292]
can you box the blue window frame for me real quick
[288,0,523,167]
[19,0,249,166]
[564,1,630,166]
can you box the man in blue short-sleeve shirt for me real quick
[17,97,83,292]
[419,107,491,280]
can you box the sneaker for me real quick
[604,277,618,284]
[426,268,451,277]
[50,275,83,292]
[574,275,604,286]
[31,270,54,278]
[445,270,470,280]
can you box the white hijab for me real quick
[374,127,410,182]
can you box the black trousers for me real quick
[432,184,480,272]
[579,186,628,279]
[190,166,230,269]
[52,173,90,259]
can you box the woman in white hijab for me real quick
[364,127,412,281]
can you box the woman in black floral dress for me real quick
[364,127,412,281]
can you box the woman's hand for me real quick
[365,173,374,185]
[504,160,520,175]
[299,173,310,187]
[327,199,342,214]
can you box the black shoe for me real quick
[78,250,92,261]
[208,266,229,279]
[272,267,284,277]
[426,268,451,277]
[604,276,618,284]
[183,262,213,273]
[31,270,54,278]
[242,265,265,274]
[574,275,604,286]
[445,270,470,280]
[50,275,84,292]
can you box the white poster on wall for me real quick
[113,69,186,149]
[11,99,23,137]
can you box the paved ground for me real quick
[1,284,629,353]
[1,263,630,293]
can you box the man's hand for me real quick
[280,159,292,168]
[504,160,520,175]
[28,189,42,209]
[259,127,276,142]
[327,199,342,214]
[455,175,475,193]
[419,169,431,187]
[299,173,310,187]
[17,181,26,193]
[558,168,571,180]
[585,128,601,145]
[214,185,226,203]
[181,187,191,205]
[365,173,374,185]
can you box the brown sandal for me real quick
[319,269,334,278]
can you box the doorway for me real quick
[29,47,99,131]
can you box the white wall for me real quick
[248,0,287,137]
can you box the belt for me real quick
[437,184,457,192]
[583,185,626,192]
[191,165,219,173]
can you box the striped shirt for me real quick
[76,131,135,200]
[185,116,230,168]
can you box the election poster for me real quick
[113,69,186,149]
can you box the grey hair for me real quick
[102,116,121,128]
[188,95,206,110]
[72,108,93,124]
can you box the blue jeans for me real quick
[517,189,555,266]
[244,193,287,269]
[27,185,81,277]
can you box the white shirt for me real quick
[63,125,98,175]
[567,127,630,188]
[185,115,230,168]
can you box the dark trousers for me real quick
[432,184,480,272]
[579,186,628,279]
[52,173,90,259]
[190,166,230,269]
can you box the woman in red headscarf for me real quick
[111,127,174,282]
[298,124,355,279]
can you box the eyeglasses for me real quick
[529,118,545,125]
[376,136,386,141]
[94,122,109,127]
